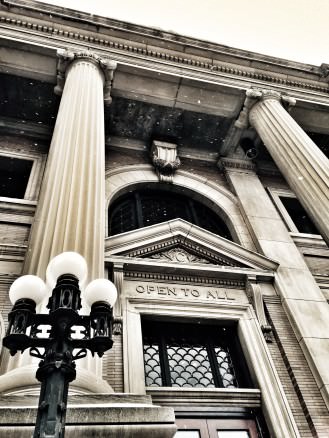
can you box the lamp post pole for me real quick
[2,252,117,438]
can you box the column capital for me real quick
[54,49,117,104]
[220,157,257,173]
[248,87,296,108]
[235,88,296,131]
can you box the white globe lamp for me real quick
[9,275,47,305]
[46,251,88,288]
[84,279,117,308]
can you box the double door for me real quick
[175,419,259,438]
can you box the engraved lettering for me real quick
[147,286,155,294]
[206,290,216,299]
[168,287,177,296]
[191,289,200,297]
[216,290,226,299]
[157,286,167,295]
[225,290,235,300]
[136,285,145,293]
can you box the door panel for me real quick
[208,419,258,438]
[175,419,259,438]
[175,419,209,437]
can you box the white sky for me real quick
[36,0,328,66]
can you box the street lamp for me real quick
[2,252,117,438]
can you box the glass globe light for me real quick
[84,279,117,308]
[46,251,88,288]
[9,275,47,305]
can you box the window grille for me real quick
[109,189,232,240]
[142,319,251,389]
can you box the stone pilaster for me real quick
[248,89,329,245]
[222,158,329,410]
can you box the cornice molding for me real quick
[0,1,325,73]
[124,270,245,288]
[0,10,329,102]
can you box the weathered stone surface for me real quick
[0,394,176,438]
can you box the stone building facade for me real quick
[0,0,328,436]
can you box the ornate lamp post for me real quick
[2,252,117,438]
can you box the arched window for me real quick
[109,189,232,240]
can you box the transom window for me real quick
[109,189,232,240]
[142,319,251,389]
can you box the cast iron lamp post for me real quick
[2,252,117,438]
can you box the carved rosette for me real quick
[54,49,117,104]
[151,140,181,183]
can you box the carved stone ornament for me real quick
[149,248,211,264]
[151,140,181,183]
[246,277,272,343]
[112,317,123,335]
[234,88,296,131]
[320,63,329,80]
[54,49,117,104]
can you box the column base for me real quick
[0,393,176,437]
[0,365,113,395]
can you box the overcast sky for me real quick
[36,0,328,66]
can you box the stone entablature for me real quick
[1,0,329,107]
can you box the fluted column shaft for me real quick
[249,91,329,245]
[0,51,117,394]
[24,54,113,281]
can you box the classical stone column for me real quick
[247,89,329,245]
[0,49,117,394]
[23,49,116,281]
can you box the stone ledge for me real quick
[147,387,261,407]
[0,394,176,437]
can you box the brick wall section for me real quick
[0,275,16,374]
[0,274,16,327]
[102,332,124,392]
[265,297,329,437]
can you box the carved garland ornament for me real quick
[149,248,211,264]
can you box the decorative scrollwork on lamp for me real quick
[2,252,117,438]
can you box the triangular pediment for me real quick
[105,219,278,272]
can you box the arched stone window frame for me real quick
[105,165,254,251]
